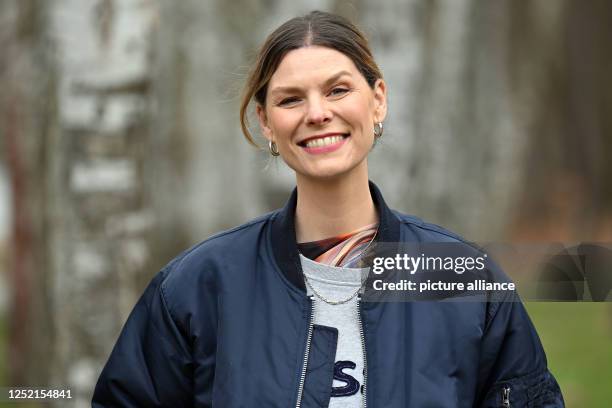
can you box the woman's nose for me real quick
[304,97,332,126]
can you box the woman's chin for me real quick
[295,163,363,182]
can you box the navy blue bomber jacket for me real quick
[92,182,565,407]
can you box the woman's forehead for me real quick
[268,46,361,88]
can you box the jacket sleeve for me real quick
[92,264,197,407]
[476,290,565,407]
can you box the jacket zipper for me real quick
[295,296,315,408]
[357,296,368,408]
[502,386,510,407]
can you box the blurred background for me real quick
[0,0,611,406]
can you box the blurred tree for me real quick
[2,0,189,406]
[509,0,612,242]
[0,0,53,390]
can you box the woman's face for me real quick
[257,46,387,182]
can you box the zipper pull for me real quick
[502,386,510,407]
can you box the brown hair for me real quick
[239,10,383,147]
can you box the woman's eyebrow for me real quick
[269,70,353,96]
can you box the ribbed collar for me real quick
[270,181,401,292]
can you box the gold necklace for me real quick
[302,227,378,305]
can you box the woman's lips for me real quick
[299,133,349,154]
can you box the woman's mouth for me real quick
[298,133,349,154]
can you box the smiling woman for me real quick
[92,10,565,408]
[256,47,386,185]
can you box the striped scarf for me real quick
[297,223,378,267]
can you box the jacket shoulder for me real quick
[168,210,274,269]
[392,210,470,244]
[156,211,276,305]
[186,210,275,254]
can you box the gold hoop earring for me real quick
[268,140,280,156]
[373,122,384,139]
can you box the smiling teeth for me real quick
[305,135,344,148]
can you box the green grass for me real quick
[525,302,612,407]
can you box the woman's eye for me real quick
[278,97,300,106]
[329,87,350,97]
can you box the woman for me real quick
[93,11,564,407]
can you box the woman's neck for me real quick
[294,166,378,243]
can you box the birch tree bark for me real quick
[0,0,53,389]
[357,0,611,241]
[358,0,569,240]
[45,1,173,405]
[2,1,184,406]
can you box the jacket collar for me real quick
[270,180,401,292]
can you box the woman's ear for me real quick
[372,79,388,123]
[256,104,273,142]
